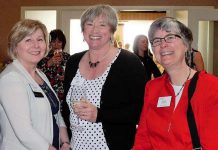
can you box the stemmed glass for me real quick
[70,82,87,132]
[53,49,62,67]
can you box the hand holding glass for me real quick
[53,49,63,66]
[71,86,87,131]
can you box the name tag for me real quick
[29,84,44,98]
[33,91,44,98]
[157,96,172,107]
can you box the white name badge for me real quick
[157,96,172,107]
[71,77,85,86]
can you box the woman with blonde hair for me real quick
[0,19,70,150]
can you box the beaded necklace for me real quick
[88,47,111,68]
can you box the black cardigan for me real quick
[61,49,146,150]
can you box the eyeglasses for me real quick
[150,34,181,47]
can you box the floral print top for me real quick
[38,50,70,101]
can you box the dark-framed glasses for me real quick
[150,34,181,47]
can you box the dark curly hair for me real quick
[49,29,66,49]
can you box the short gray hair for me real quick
[148,17,192,51]
[8,19,48,59]
[80,4,118,34]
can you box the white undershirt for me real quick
[172,85,184,108]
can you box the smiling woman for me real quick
[62,4,146,150]
[133,17,218,150]
[0,19,70,150]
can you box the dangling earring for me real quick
[110,35,114,44]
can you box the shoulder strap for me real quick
[187,71,201,149]
[188,72,199,100]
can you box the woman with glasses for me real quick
[133,17,218,149]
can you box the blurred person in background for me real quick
[118,41,123,48]
[38,29,70,102]
[133,34,161,81]
[185,28,205,71]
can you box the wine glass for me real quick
[53,49,63,66]
[70,83,87,132]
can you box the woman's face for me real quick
[15,29,47,67]
[138,36,149,52]
[83,16,112,50]
[151,29,187,69]
[50,38,62,50]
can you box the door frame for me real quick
[21,6,217,73]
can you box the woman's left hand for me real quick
[73,99,98,122]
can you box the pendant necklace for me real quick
[88,47,111,68]
[89,60,100,68]
[168,67,191,133]
[174,67,191,97]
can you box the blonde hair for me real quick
[8,19,48,59]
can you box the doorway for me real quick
[22,6,218,74]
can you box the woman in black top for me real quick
[61,4,146,150]
[133,35,162,81]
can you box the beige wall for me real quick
[0,0,217,63]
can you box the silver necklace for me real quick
[175,67,191,97]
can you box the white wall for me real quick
[24,10,56,33]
